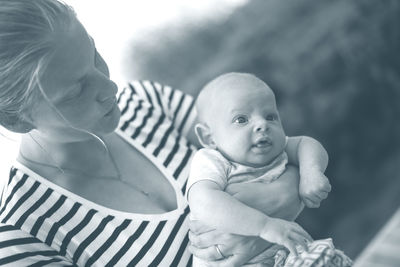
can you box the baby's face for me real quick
[209,79,286,167]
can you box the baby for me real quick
[187,72,333,266]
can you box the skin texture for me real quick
[30,18,120,142]
[188,73,331,264]
[18,16,179,213]
[189,166,304,266]
[189,73,311,264]
[195,73,286,167]
[225,165,304,221]
[20,17,124,180]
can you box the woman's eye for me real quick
[64,85,82,102]
[233,116,248,124]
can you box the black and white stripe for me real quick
[0,81,196,266]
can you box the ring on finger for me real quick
[214,245,226,259]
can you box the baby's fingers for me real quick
[287,226,312,255]
[315,190,329,200]
[322,182,332,192]
[283,240,298,257]
[288,232,309,255]
[294,226,313,243]
[302,196,320,208]
[290,223,313,244]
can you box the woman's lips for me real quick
[104,97,117,115]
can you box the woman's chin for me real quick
[109,106,122,130]
[96,107,121,134]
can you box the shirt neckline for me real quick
[12,130,187,221]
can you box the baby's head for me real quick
[195,72,286,167]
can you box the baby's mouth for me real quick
[253,137,272,148]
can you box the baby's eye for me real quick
[233,115,249,124]
[266,114,277,121]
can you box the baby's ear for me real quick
[194,123,217,149]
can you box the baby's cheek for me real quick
[218,139,248,163]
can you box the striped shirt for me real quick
[0,81,197,266]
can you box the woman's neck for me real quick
[19,130,116,176]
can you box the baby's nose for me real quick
[254,120,269,132]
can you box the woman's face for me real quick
[30,17,120,142]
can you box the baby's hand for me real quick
[260,217,313,256]
[299,168,331,208]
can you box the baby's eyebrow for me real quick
[229,108,249,115]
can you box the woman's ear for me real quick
[194,123,217,149]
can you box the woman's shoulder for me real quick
[117,79,197,147]
[119,80,189,105]
[118,80,195,116]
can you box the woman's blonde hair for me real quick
[0,0,75,133]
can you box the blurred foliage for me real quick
[124,0,400,258]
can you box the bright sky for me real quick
[64,0,248,84]
[0,0,248,185]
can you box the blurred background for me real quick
[1,0,399,261]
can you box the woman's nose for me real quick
[108,79,119,95]
[97,74,119,101]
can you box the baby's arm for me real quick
[225,165,304,221]
[188,180,312,255]
[285,136,331,208]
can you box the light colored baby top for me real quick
[186,147,288,267]
[187,148,288,194]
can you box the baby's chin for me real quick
[243,154,281,168]
[231,156,271,168]
[244,161,272,168]
[223,150,276,167]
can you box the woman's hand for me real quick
[188,220,275,266]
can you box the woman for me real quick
[0,0,304,266]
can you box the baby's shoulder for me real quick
[190,149,231,180]
[192,148,231,169]
[195,148,227,162]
